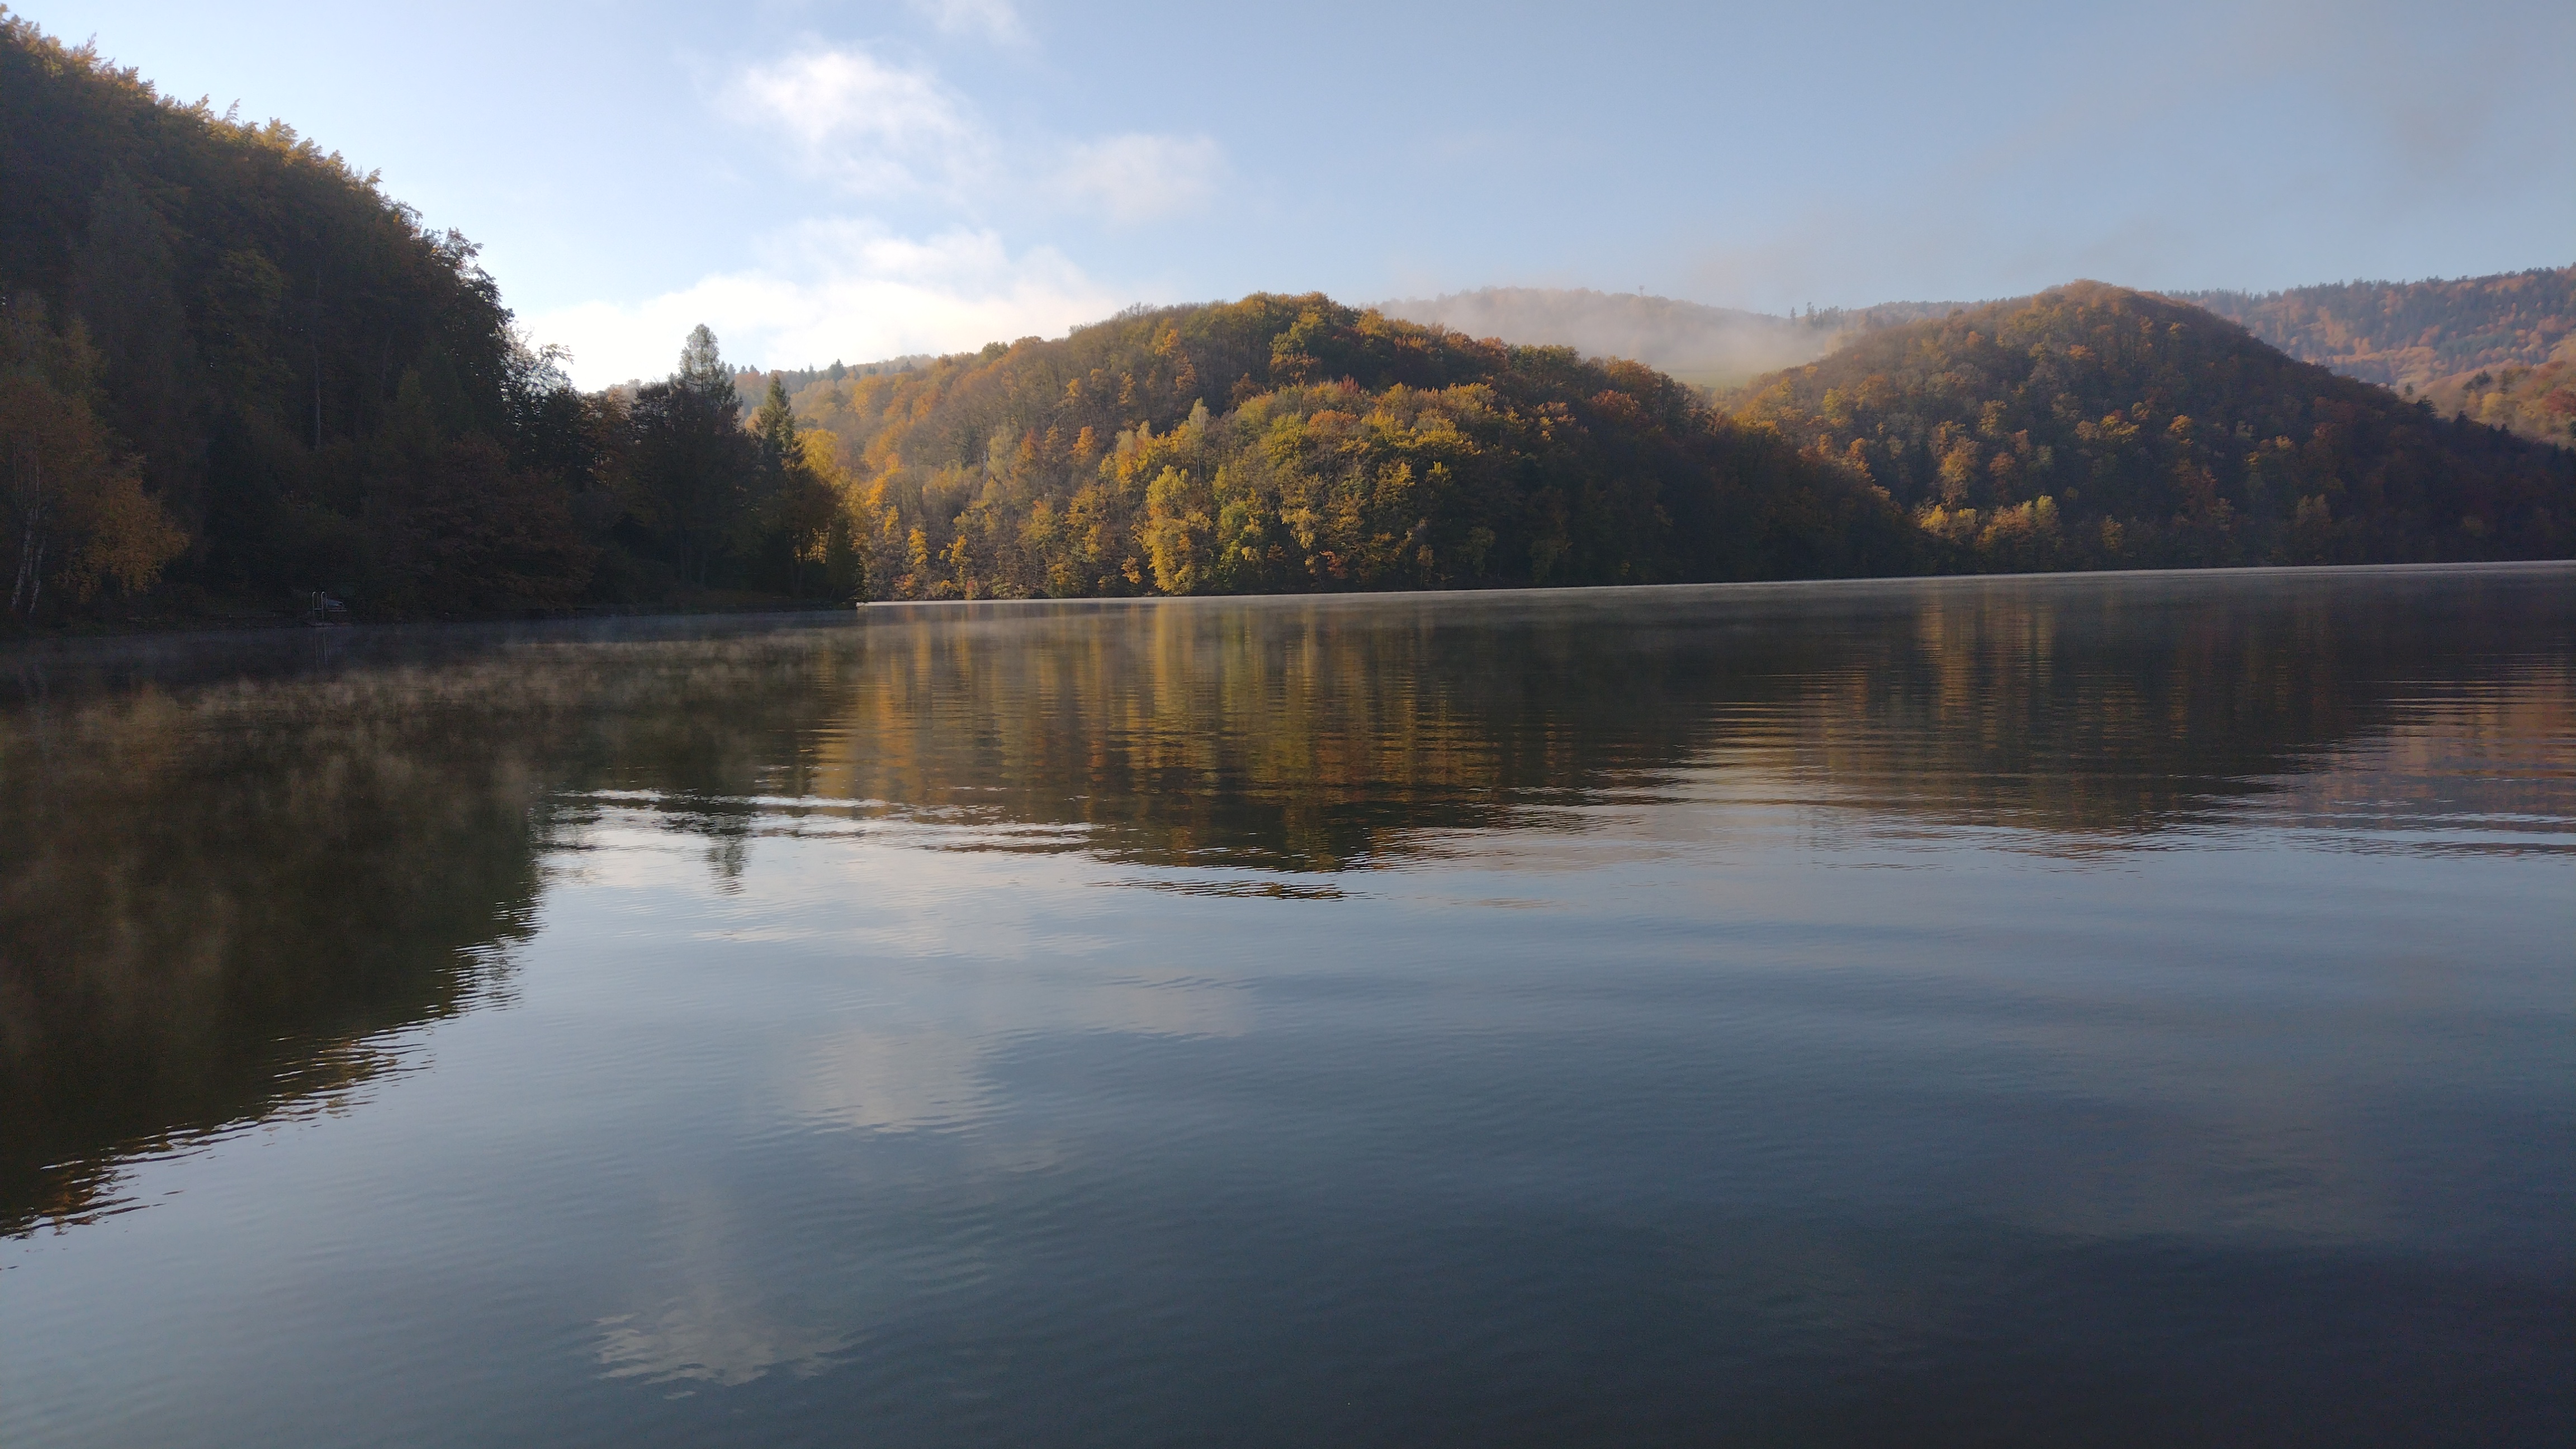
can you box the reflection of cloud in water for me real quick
[594,1303,849,1388]
[789,971,1248,1134]
[592,1182,858,1388]
[792,1028,992,1133]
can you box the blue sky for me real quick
[22,0,2572,386]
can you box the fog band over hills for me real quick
[1375,289,1823,388]
[1375,288,1971,389]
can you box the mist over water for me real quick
[2,565,2569,1447]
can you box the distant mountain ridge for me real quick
[2173,268,2574,391]
[727,356,931,412]
[1372,273,2576,440]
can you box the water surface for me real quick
[3,565,2570,1446]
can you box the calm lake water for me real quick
[2,565,2570,1447]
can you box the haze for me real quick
[23,0,2572,387]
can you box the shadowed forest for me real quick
[2,16,2570,627]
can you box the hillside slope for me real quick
[787,295,1912,599]
[2174,268,2574,398]
[2410,337,2576,446]
[1732,282,2573,569]
[1,15,891,625]
[0,15,606,620]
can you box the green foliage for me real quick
[624,328,759,590]
[1733,282,2576,570]
[745,375,850,599]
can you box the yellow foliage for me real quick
[1,366,187,612]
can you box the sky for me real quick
[22,0,2573,387]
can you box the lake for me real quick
[2,564,2569,1447]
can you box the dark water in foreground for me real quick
[2,565,2570,1447]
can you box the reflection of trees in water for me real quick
[0,667,572,1233]
[2244,664,2575,847]
[1777,574,2575,840]
[812,570,2573,861]
[3,567,2567,1232]
[806,596,1748,871]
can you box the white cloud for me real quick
[525,222,1125,386]
[908,0,1028,45]
[1048,133,1227,226]
[724,45,1224,225]
[726,48,986,196]
[533,45,1229,386]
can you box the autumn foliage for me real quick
[790,296,1910,599]
[1731,283,2575,570]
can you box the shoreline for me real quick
[4,558,2565,661]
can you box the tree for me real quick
[744,373,842,597]
[1,296,187,618]
[628,325,756,589]
[366,368,592,614]
[67,165,202,519]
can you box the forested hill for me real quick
[730,356,930,408]
[785,296,1912,599]
[1,15,610,621]
[0,15,865,626]
[2169,267,2576,449]
[1732,282,2574,570]
[2173,268,2573,392]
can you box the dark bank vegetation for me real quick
[0,13,840,627]
[2,10,2570,627]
